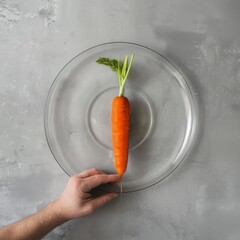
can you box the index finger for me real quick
[82,174,121,193]
[75,168,105,179]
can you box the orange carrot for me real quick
[97,54,135,192]
[112,96,130,176]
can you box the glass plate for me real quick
[44,42,197,192]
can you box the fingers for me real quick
[82,174,121,193]
[88,192,119,212]
[75,168,104,178]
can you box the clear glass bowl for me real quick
[44,42,197,192]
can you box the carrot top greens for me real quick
[96,53,135,97]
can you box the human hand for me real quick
[53,168,121,221]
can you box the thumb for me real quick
[90,193,119,210]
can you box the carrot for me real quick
[97,54,135,193]
[112,96,130,175]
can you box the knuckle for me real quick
[89,167,98,172]
[102,195,112,204]
[80,180,89,192]
[94,174,102,182]
[70,176,83,188]
[85,205,95,214]
[70,176,78,184]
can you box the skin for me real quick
[0,168,121,240]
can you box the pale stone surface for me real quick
[1,0,240,239]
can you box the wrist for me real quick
[48,201,69,224]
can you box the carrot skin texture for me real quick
[111,96,130,175]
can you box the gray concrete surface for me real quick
[1,0,240,239]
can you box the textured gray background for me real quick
[1,0,240,239]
